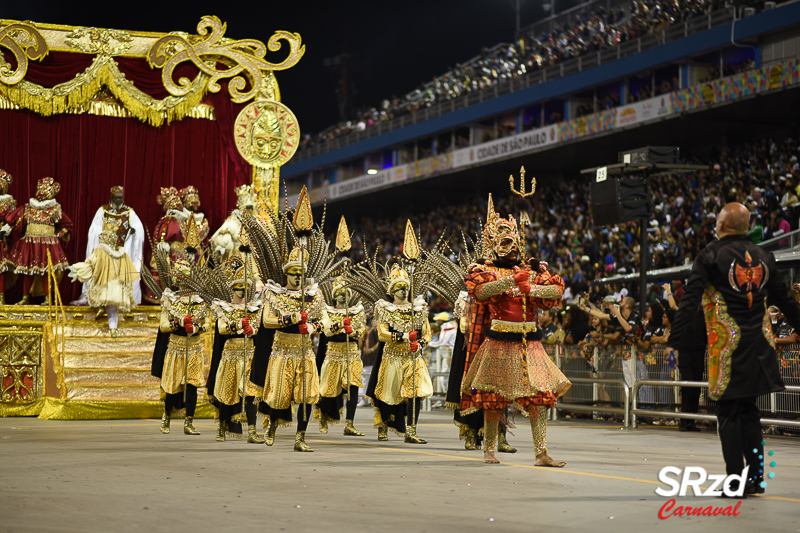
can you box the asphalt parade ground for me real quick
[1,410,798,533]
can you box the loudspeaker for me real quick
[590,177,651,226]
[618,146,679,165]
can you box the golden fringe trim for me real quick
[444,401,460,412]
[0,56,210,126]
[314,406,344,425]
[264,413,294,429]
[371,407,405,437]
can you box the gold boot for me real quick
[15,294,30,306]
[497,432,517,453]
[264,419,277,446]
[464,429,479,450]
[319,415,329,434]
[247,425,265,444]
[160,413,170,434]
[377,421,388,441]
[0,293,5,305]
[404,425,427,444]
[184,417,200,435]
[216,420,226,442]
[293,430,314,452]
[41,294,50,306]
[343,420,364,436]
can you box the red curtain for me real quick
[0,53,252,302]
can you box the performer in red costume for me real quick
[1,177,72,305]
[154,187,187,259]
[461,196,570,464]
[0,169,17,305]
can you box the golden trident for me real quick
[508,166,536,346]
[335,216,353,402]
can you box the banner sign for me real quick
[616,95,672,128]
[452,125,557,168]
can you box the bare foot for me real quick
[535,452,566,467]
[484,450,500,464]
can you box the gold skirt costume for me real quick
[374,343,433,405]
[214,338,259,405]
[161,334,205,394]
[262,332,320,409]
[461,338,570,410]
[319,341,364,397]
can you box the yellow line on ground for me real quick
[304,436,800,502]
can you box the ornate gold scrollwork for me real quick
[65,27,134,56]
[147,15,304,103]
[2,366,36,401]
[0,22,48,85]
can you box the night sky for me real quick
[4,0,568,135]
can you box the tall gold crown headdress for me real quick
[235,184,256,210]
[482,193,521,259]
[283,244,310,272]
[387,263,410,294]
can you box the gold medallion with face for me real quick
[233,101,300,169]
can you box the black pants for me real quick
[164,385,197,417]
[678,351,705,426]
[296,404,313,432]
[406,398,422,426]
[317,385,360,421]
[716,396,762,478]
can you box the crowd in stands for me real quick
[345,132,800,332]
[300,0,741,151]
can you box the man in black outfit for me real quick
[668,202,800,496]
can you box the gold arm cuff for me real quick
[530,284,563,299]
[475,276,515,300]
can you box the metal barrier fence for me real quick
[365,341,800,434]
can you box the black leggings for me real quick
[296,404,313,432]
[345,385,359,420]
[406,398,422,426]
[164,385,197,417]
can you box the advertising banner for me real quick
[452,125,558,168]
[616,95,673,128]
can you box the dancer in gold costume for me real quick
[315,276,367,436]
[207,260,265,443]
[257,246,324,451]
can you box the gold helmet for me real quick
[332,275,351,299]
[283,245,309,273]
[387,263,410,294]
